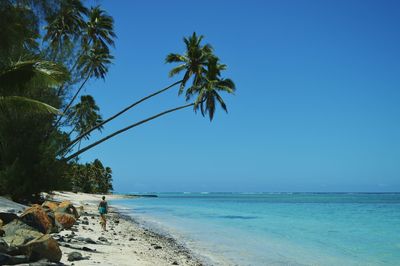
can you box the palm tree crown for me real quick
[189,57,236,121]
[68,95,103,139]
[77,43,113,80]
[165,32,213,95]
[83,6,116,51]
[44,0,88,55]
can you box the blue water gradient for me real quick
[113,193,400,265]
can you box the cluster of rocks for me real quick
[0,200,80,265]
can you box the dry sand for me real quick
[48,191,207,266]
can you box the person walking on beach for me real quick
[98,196,108,231]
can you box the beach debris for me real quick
[128,237,136,241]
[172,261,179,265]
[153,244,162,249]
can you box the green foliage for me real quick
[68,159,113,193]
[0,1,236,201]
[0,0,115,201]
[67,95,103,139]
[167,33,235,121]
[165,32,213,95]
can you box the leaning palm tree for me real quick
[0,60,69,114]
[60,32,213,154]
[166,32,213,94]
[188,57,235,120]
[63,52,235,161]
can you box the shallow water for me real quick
[113,193,400,265]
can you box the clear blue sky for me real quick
[80,0,400,192]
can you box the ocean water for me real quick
[112,193,400,265]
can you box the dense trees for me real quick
[69,159,113,194]
[0,0,235,201]
[0,0,115,201]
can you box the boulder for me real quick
[3,230,46,252]
[98,236,108,242]
[54,212,76,229]
[0,253,28,265]
[2,220,43,247]
[22,234,62,263]
[41,201,59,212]
[0,212,18,225]
[0,238,9,253]
[56,201,79,219]
[29,258,62,265]
[19,205,54,234]
[67,251,83,261]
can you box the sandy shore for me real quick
[46,191,206,266]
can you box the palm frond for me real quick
[0,60,69,94]
[168,64,186,77]
[0,96,60,114]
[214,91,228,113]
[165,53,186,63]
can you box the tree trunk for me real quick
[53,72,91,129]
[56,50,86,96]
[59,79,182,155]
[64,102,194,161]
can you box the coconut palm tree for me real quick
[166,32,213,95]
[63,48,235,162]
[60,32,213,154]
[44,0,88,60]
[82,6,116,51]
[53,43,113,128]
[67,95,103,139]
[187,57,235,120]
[52,6,116,128]
[0,60,69,114]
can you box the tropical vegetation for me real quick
[0,0,235,202]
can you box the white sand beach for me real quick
[0,192,205,266]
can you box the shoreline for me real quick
[50,191,207,266]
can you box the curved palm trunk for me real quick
[53,73,91,129]
[56,50,87,96]
[59,80,182,155]
[64,102,194,161]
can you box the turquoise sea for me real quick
[113,193,400,265]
